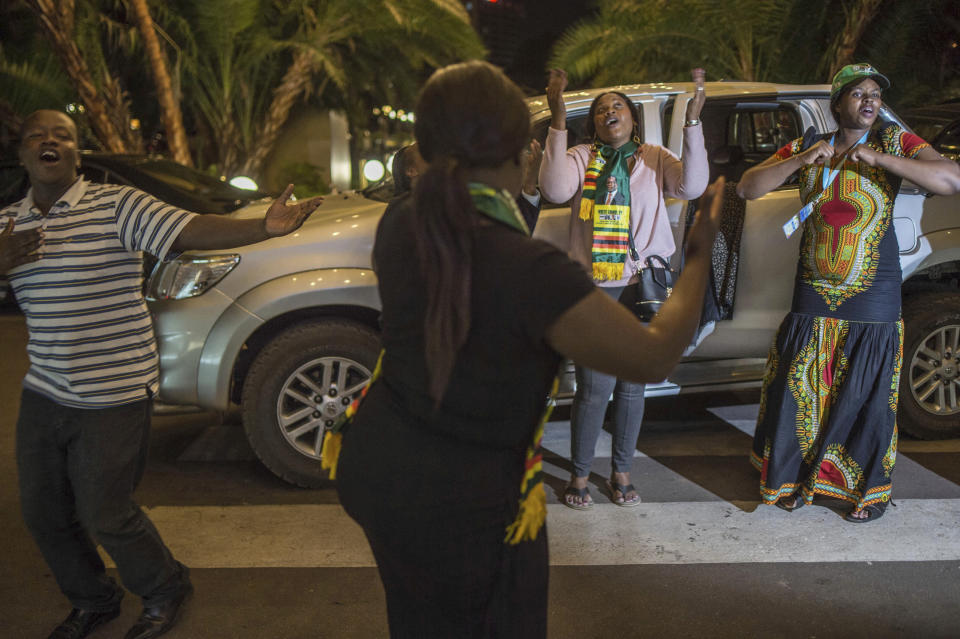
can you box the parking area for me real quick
[3,311,960,638]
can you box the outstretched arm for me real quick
[546,178,725,382]
[848,145,960,195]
[172,184,323,252]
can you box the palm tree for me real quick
[550,0,800,85]
[240,0,483,178]
[0,52,74,138]
[854,0,960,107]
[161,0,484,178]
[20,0,136,152]
[128,0,192,165]
[550,0,955,97]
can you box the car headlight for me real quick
[146,254,240,300]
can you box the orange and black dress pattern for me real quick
[750,124,928,512]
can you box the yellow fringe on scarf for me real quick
[504,379,557,545]
[320,353,383,481]
[504,484,547,544]
[320,431,343,480]
[592,262,624,281]
[579,197,594,221]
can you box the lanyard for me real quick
[819,130,868,192]
[781,129,869,238]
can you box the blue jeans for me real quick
[16,388,190,611]
[569,285,646,478]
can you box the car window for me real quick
[910,119,946,143]
[362,178,398,203]
[531,100,644,151]
[700,100,800,184]
[78,165,111,184]
[935,122,960,159]
[731,109,799,155]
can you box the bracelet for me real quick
[684,119,701,127]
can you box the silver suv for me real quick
[148,81,960,487]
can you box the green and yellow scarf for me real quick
[579,141,638,281]
[321,183,556,545]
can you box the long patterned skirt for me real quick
[750,313,902,511]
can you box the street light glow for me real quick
[363,159,385,182]
[229,176,259,191]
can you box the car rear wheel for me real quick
[899,291,960,439]
[241,320,380,487]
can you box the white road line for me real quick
[705,404,960,453]
[100,500,960,569]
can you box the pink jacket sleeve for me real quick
[660,124,709,200]
[538,127,587,204]
[539,125,709,287]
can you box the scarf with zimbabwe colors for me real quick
[578,140,638,281]
[321,183,558,545]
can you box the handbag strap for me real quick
[626,147,688,272]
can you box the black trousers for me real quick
[16,388,190,611]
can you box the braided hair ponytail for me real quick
[411,61,530,404]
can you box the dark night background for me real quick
[467,0,599,92]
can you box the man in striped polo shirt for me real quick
[0,110,323,639]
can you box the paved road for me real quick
[2,311,960,638]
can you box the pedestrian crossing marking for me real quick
[97,499,960,569]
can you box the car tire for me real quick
[241,320,380,487]
[899,291,960,439]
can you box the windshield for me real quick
[362,177,399,203]
[125,158,263,202]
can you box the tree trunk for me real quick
[830,0,883,77]
[240,50,317,178]
[129,0,192,166]
[24,0,131,153]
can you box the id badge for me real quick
[782,202,814,238]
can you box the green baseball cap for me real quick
[831,63,890,99]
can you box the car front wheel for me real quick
[241,320,380,487]
[899,291,960,439]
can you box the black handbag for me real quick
[618,254,677,322]
[616,158,679,322]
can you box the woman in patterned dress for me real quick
[737,63,960,522]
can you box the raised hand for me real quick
[521,139,543,195]
[546,68,568,129]
[264,184,324,237]
[686,68,706,121]
[0,219,44,275]
[799,140,834,166]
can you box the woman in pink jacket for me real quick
[539,68,710,509]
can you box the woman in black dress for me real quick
[336,60,725,637]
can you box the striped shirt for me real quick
[2,179,195,408]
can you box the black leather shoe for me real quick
[48,606,122,639]
[123,585,192,639]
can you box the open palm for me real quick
[264,184,324,237]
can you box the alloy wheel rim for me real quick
[275,356,371,459]
[909,324,960,416]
